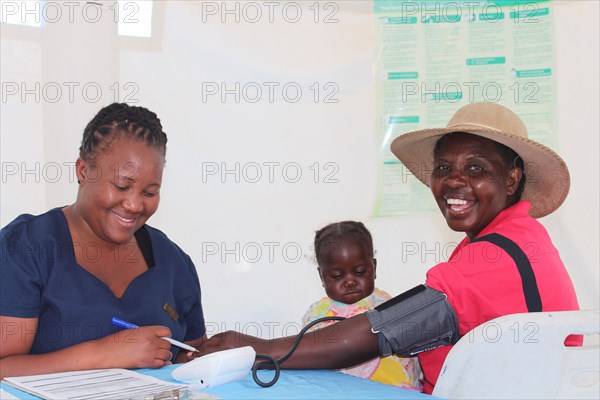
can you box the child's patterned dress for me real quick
[301,287,423,391]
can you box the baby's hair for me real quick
[79,103,167,162]
[433,132,526,200]
[314,221,374,265]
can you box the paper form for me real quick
[2,369,187,400]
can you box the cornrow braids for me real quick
[79,103,167,162]
[314,221,374,265]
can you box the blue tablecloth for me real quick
[1,365,436,399]
[146,365,434,399]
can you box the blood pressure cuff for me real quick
[365,285,459,357]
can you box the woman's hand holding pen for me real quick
[0,318,174,378]
[99,325,174,369]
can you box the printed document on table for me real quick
[2,369,187,400]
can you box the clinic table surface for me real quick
[1,364,437,399]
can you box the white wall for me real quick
[1,0,598,339]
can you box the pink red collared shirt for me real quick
[420,201,580,394]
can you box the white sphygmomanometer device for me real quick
[171,346,256,389]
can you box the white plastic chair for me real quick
[433,310,600,399]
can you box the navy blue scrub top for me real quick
[0,208,206,360]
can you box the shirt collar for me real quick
[474,200,531,240]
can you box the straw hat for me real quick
[390,102,570,218]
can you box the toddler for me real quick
[302,221,423,390]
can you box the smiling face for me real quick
[74,137,164,247]
[430,133,522,240]
[318,238,376,304]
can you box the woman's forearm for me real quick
[275,313,380,369]
[201,313,380,370]
[0,340,111,379]
[0,326,174,379]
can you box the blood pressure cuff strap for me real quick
[365,285,460,357]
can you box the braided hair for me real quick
[314,221,374,265]
[79,103,167,162]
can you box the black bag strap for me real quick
[472,233,542,312]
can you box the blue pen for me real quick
[111,317,198,352]
[112,317,139,329]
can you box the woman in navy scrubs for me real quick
[0,103,206,378]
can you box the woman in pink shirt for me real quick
[193,102,580,394]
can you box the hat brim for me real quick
[390,125,570,218]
